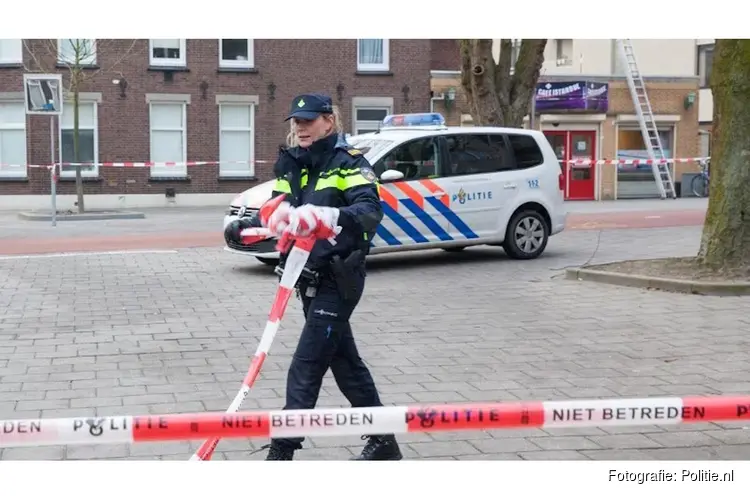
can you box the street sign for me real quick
[23,73,63,116]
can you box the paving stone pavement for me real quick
[1,225,750,460]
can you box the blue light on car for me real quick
[381,113,446,128]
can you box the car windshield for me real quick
[346,136,395,164]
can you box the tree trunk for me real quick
[73,78,85,213]
[460,39,547,128]
[697,39,750,270]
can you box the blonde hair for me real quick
[285,105,343,148]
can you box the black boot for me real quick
[350,434,403,460]
[261,442,296,460]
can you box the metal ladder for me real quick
[616,39,677,199]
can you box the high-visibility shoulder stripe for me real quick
[315,172,373,191]
[274,179,292,194]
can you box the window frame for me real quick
[698,44,714,88]
[353,106,391,135]
[149,101,188,178]
[219,39,254,69]
[441,132,519,177]
[0,39,22,64]
[0,100,28,179]
[218,102,256,178]
[57,39,97,66]
[59,100,99,178]
[356,39,390,72]
[149,39,186,67]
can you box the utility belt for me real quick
[274,249,364,301]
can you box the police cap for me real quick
[285,93,334,121]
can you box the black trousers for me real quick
[272,268,383,451]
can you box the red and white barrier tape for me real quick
[566,157,710,166]
[0,157,711,169]
[0,160,273,169]
[189,227,315,461]
[1,395,749,449]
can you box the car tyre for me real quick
[502,210,549,260]
[256,257,279,266]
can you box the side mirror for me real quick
[380,169,404,182]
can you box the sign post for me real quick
[23,74,63,227]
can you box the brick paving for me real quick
[2,217,750,460]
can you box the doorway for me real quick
[543,129,597,201]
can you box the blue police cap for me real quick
[285,93,334,121]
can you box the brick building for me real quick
[429,40,703,200]
[0,38,444,209]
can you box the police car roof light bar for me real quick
[380,112,447,129]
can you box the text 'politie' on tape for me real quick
[2,396,750,449]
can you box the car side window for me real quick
[507,134,544,169]
[444,134,515,176]
[373,137,440,182]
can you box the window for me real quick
[0,39,22,64]
[149,39,186,67]
[0,102,27,178]
[58,39,96,65]
[698,45,714,88]
[507,134,544,169]
[373,137,439,181]
[555,39,573,66]
[219,39,254,69]
[149,102,187,177]
[445,134,514,176]
[357,39,389,71]
[219,103,255,177]
[616,127,674,172]
[354,107,390,135]
[60,101,98,177]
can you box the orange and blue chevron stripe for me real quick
[373,182,479,247]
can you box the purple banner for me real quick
[535,81,608,112]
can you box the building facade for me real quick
[696,39,714,157]
[431,39,704,200]
[0,38,433,209]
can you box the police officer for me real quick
[225,93,402,461]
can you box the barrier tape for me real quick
[0,157,711,170]
[2,396,749,449]
[189,227,316,461]
[566,157,709,166]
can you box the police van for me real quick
[223,112,567,266]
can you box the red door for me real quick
[543,130,597,201]
[568,131,596,200]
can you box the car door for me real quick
[439,132,512,239]
[372,136,452,247]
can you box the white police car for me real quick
[223,112,567,266]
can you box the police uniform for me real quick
[227,94,402,461]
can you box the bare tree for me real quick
[459,39,547,127]
[23,39,140,213]
[697,39,750,273]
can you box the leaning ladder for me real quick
[616,39,677,199]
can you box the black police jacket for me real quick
[248,133,383,270]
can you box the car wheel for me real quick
[502,210,549,260]
[256,257,279,266]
